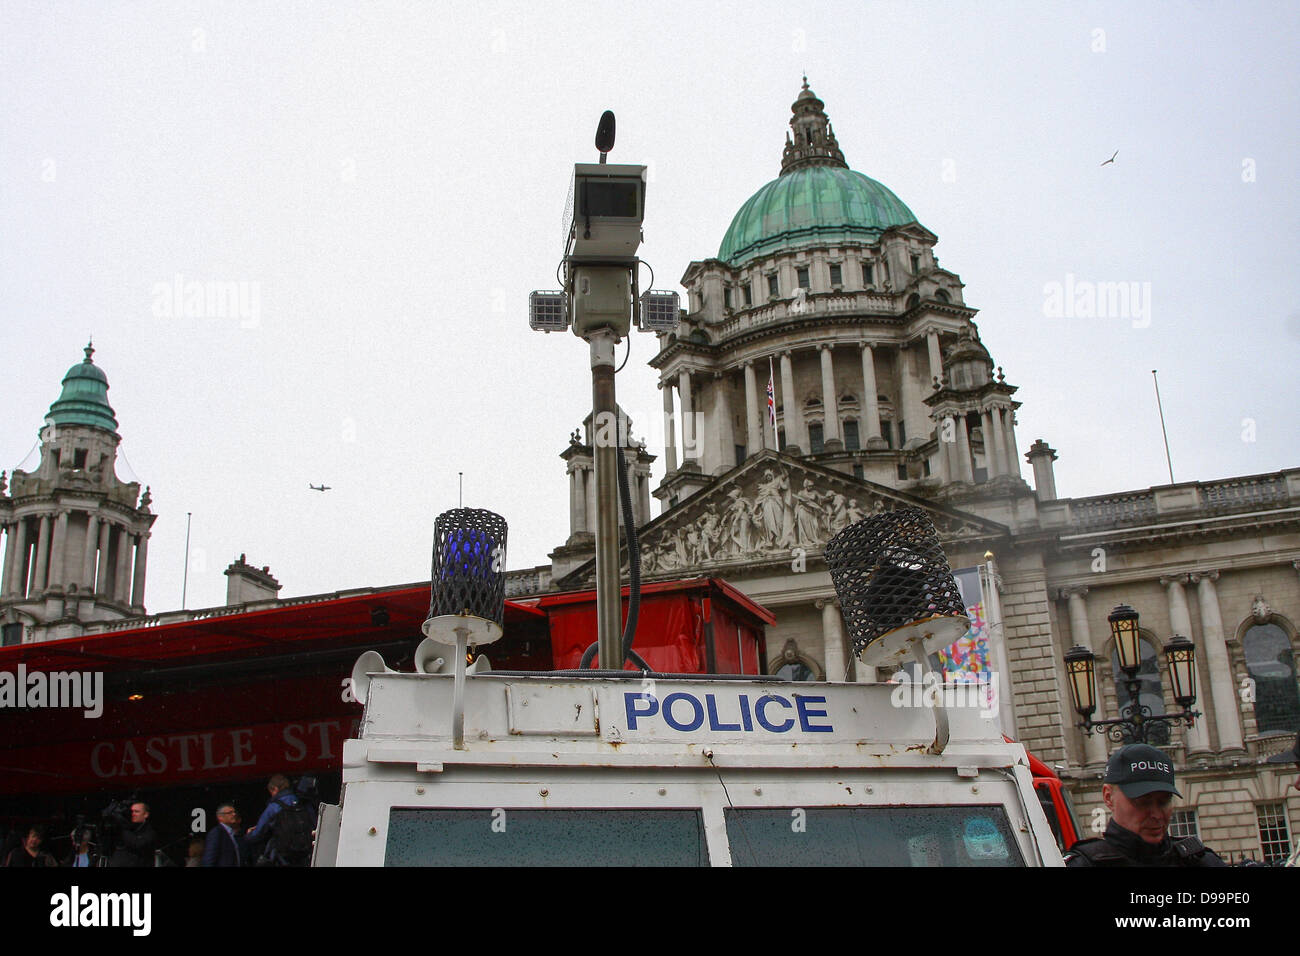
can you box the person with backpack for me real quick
[245,773,317,866]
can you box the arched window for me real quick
[935,289,950,303]
[769,638,824,681]
[1111,633,1169,746]
[1243,623,1300,734]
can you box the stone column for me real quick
[677,369,694,463]
[713,373,736,472]
[1190,571,1245,752]
[1004,408,1022,479]
[898,345,921,445]
[114,526,133,604]
[637,471,651,527]
[96,520,111,595]
[954,414,974,483]
[1,523,15,598]
[47,510,68,588]
[568,462,584,534]
[131,532,149,609]
[927,330,943,384]
[978,410,995,480]
[81,514,99,591]
[988,408,1008,478]
[1161,575,1211,754]
[934,415,952,482]
[1064,587,1109,767]
[661,381,678,473]
[860,345,885,447]
[816,598,846,681]
[9,518,27,597]
[32,515,51,595]
[742,362,761,457]
[779,351,803,452]
[584,467,596,538]
[818,345,841,448]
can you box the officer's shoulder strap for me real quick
[1064,838,1129,866]
[1172,836,1207,859]
[1172,836,1225,865]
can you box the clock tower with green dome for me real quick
[649,79,1029,510]
[0,343,156,644]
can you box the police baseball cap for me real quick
[1265,732,1300,766]
[1105,744,1182,798]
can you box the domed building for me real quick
[651,78,1018,505]
[0,344,156,644]
[544,81,1300,861]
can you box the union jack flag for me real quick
[766,357,776,426]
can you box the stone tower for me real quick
[549,407,655,580]
[0,344,155,644]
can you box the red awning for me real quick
[0,584,545,675]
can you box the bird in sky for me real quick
[1101,150,1118,166]
[309,483,332,492]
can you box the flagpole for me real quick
[1152,369,1174,484]
[767,355,777,448]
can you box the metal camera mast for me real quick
[529,112,679,669]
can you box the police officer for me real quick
[1064,743,1225,867]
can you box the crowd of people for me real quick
[1,772,318,868]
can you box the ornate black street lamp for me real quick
[1062,604,1201,743]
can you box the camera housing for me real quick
[565,163,646,262]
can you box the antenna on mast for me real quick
[458,472,463,509]
[1152,370,1174,483]
[182,512,192,609]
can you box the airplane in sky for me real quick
[309,483,332,492]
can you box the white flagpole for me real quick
[767,355,777,439]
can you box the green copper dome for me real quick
[46,343,118,433]
[718,165,917,266]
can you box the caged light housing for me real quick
[529,291,569,332]
[638,290,681,332]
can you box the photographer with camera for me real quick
[62,818,100,868]
[103,799,157,867]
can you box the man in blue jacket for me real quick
[245,773,316,866]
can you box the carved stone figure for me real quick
[755,469,794,549]
[845,498,866,526]
[697,506,720,562]
[792,478,824,546]
[826,491,850,536]
[724,487,757,556]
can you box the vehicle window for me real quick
[1058,784,1082,845]
[725,806,1024,866]
[1035,782,1065,850]
[385,808,708,866]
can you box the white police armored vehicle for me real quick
[310,113,1063,867]
[312,507,1062,867]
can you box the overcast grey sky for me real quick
[3,1,1297,613]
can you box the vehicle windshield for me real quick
[381,804,1024,866]
[385,808,708,866]
[726,806,1024,866]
